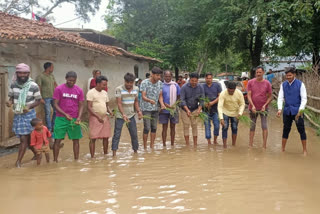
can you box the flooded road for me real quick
[0,112,320,214]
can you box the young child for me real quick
[30,118,52,165]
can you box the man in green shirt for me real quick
[36,62,57,132]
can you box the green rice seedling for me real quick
[164,100,181,116]
[70,120,89,134]
[238,115,254,127]
[255,111,268,116]
[299,109,311,115]
[198,112,209,123]
[112,108,130,125]
[192,112,209,123]
[142,115,154,120]
[79,121,89,134]
[199,97,211,111]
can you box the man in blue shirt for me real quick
[180,73,205,146]
[159,70,180,146]
[267,69,275,84]
[202,73,222,145]
[277,68,307,155]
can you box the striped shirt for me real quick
[8,80,42,113]
[115,85,138,119]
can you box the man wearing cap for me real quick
[6,63,42,167]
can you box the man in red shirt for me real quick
[247,66,272,149]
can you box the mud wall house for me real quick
[0,12,159,145]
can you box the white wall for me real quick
[0,41,149,139]
[0,42,149,101]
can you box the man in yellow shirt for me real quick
[218,81,245,148]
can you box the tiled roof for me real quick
[0,12,160,63]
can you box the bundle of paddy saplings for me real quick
[192,112,209,123]
[255,111,268,116]
[199,97,211,111]
[164,100,181,116]
[112,108,130,125]
[238,115,254,127]
[70,120,89,134]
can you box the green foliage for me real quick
[1,0,101,21]
[105,0,320,72]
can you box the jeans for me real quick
[222,114,238,139]
[112,117,139,151]
[204,112,220,139]
[44,98,56,131]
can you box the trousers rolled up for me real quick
[181,110,198,137]
[112,116,139,151]
[222,114,238,139]
[204,112,220,139]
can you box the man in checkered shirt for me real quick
[6,63,41,168]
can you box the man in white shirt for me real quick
[277,68,307,155]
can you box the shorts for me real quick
[54,117,82,140]
[35,145,50,155]
[159,112,179,124]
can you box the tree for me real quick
[0,0,101,21]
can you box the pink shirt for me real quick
[247,78,272,110]
[53,84,84,118]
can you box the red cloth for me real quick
[30,126,51,149]
[90,79,108,92]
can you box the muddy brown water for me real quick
[0,113,319,214]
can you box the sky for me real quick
[31,0,109,31]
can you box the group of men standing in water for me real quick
[6,62,308,167]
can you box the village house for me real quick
[0,12,159,145]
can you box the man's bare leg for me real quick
[301,140,307,156]
[232,134,237,146]
[184,136,190,145]
[213,135,218,145]
[282,138,287,152]
[150,132,156,149]
[36,153,42,165]
[193,136,197,146]
[249,131,255,147]
[223,138,227,148]
[162,124,168,147]
[73,139,80,160]
[89,139,96,158]
[45,153,50,163]
[143,133,148,149]
[15,135,29,167]
[262,129,268,149]
[53,139,62,162]
[113,150,117,157]
[170,123,175,146]
[103,138,109,155]
[207,139,212,145]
